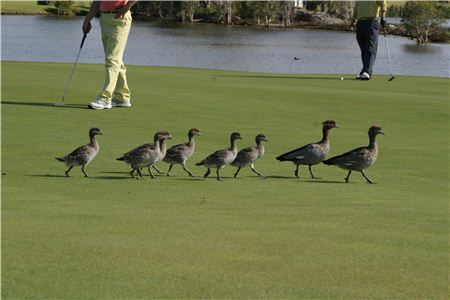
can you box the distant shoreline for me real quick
[2,11,448,44]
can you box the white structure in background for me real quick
[294,0,303,8]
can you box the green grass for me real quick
[1,61,448,299]
[1,1,90,15]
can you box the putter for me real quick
[383,26,395,81]
[55,33,87,106]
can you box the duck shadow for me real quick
[302,180,346,184]
[29,174,69,178]
[1,100,89,109]
[265,175,298,180]
[92,176,130,180]
[172,177,206,182]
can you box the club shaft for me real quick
[383,30,394,77]
[60,34,86,104]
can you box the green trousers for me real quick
[98,11,132,103]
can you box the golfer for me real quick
[83,0,137,110]
[351,0,387,80]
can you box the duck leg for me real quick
[137,168,144,179]
[203,168,211,179]
[166,164,174,176]
[250,164,262,177]
[345,170,352,183]
[182,163,195,177]
[130,168,136,178]
[294,164,300,178]
[234,167,242,178]
[148,166,156,179]
[81,165,89,177]
[308,165,320,179]
[152,165,165,175]
[65,165,74,177]
[361,170,374,184]
[216,169,222,181]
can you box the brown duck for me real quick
[323,125,384,183]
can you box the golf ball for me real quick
[340,77,344,80]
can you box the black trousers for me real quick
[356,19,380,76]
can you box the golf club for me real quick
[383,26,395,81]
[55,33,87,106]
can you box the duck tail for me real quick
[195,161,204,166]
[276,155,287,162]
[116,156,125,161]
[322,159,334,166]
[55,157,65,162]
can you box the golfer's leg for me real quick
[366,19,380,76]
[113,63,131,102]
[98,13,131,102]
[112,12,132,103]
[356,21,365,75]
[360,21,372,75]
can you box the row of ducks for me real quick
[55,121,384,183]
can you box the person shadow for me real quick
[1,100,89,109]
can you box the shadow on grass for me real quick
[92,176,130,180]
[172,177,207,182]
[29,174,68,178]
[29,174,129,180]
[1,100,89,110]
[265,175,298,180]
[212,75,341,81]
[302,180,346,184]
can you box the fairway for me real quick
[1,61,449,298]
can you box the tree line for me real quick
[39,1,449,44]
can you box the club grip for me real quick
[80,33,87,49]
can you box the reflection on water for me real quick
[1,16,449,77]
[403,43,442,54]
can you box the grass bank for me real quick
[1,1,90,15]
[1,61,449,298]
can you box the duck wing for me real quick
[276,143,315,161]
[323,147,369,168]
[63,144,94,164]
[233,146,258,163]
[202,148,235,166]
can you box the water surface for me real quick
[1,16,449,77]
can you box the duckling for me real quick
[164,128,202,177]
[145,131,172,177]
[323,125,384,183]
[55,127,102,177]
[276,120,338,179]
[117,131,171,179]
[231,134,268,178]
[195,132,242,181]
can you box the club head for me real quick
[388,76,395,81]
[54,102,65,107]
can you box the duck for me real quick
[163,128,201,177]
[116,131,171,179]
[55,127,102,177]
[323,125,384,183]
[231,133,268,178]
[145,131,172,177]
[276,120,338,179]
[195,132,242,181]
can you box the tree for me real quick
[401,1,446,44]
[182,1,199,23]
[53,1,74,16]
[278,1,295,27]
[251,1,278,27]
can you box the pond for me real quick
[1,16,449,77]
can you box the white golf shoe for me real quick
[356,72,371,80]
[89,99,112,110]
[111,98,131,108]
